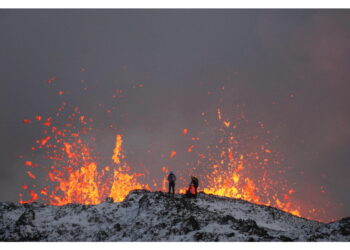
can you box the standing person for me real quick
[191,176,199,195]
[168,171,176,194]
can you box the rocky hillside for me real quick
[0,190,349,241]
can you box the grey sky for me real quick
[0,9,350,221]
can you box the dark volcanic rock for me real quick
[278,235,294,242]
[237,219,268,237]
[220,215,237,225]
[194,232,219,242]
[188,216,200,230]
[338,217,350,236]
[0,190,348,242]
[114,223,121,231]
[96,230,108,241]
[16,209,35,227]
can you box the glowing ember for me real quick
[40,136,51,146]
[187,145,195,153]
[109,169,145,202]
[223,121,230,128]
[19,80,335,223]
[47,76,56,84]
[112,134,123,164]
[183,128,188,135]
[54,163,100,205]
[26,171,36,179]
[24,161,33,167]
[20,105,148,205]
[192,107,304,218]
[217,108,222,120]
[169,151,177,159]
[22,119,32,124]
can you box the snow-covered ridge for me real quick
[0,190,349,241]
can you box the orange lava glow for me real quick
[43,133,150,205]
[20,106,149,205]
[112,134,123,164]
[190,108,305,217]
[183,128,188,135]
[22,119,32,124]
[19,86,334,222]
[169,151,177,159]
[24,161,33,167]
[26,171,36,179]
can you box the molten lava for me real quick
[19,81,335,222]
[20,105,149,205]
[193,108,302,217]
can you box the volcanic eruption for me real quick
[16,75,338,223]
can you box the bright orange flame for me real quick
[109,169,146,202]
[25,161,33,167]
[187,145,194,153]
[64,143,75,159]
[224,121,230,127]
[161,166,169,192]
[183,128,188,135]
[217,108,222,120]
[169,151,177,159]
[20,100,331,222]
[40,136,51,146]
[27,171,36,179]
[197,107,303,218]
[21,106,148,206]
[112,134,123,164]
[29,190,38,201]
[47,133,149,205]
[22,119,32,124]
[53,163,100,205]
[43,117,52,127]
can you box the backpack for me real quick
[189,184,196,195]
[169,173,176,182]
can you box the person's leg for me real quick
[172,182,175,194]
[168,182,171,193]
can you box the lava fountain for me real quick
[18,78,336,223]
[20,103,149,205]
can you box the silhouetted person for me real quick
[168,171,176,194]
[190,176,199,195]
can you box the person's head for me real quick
[170,171,174,175]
